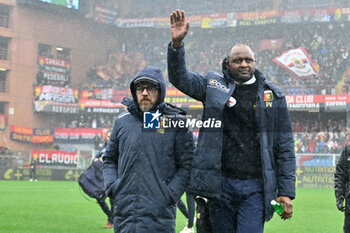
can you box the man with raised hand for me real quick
[168,9,295,233]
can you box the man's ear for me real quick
[225,59,229,69]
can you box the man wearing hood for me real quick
[168,10,295,233]
[102,66,194,233]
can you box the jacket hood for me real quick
[125,66,182,118]
[222,57,232,83]
[130,66,166,108]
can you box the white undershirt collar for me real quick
[234,75,256,85]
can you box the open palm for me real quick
[170,10,190,45]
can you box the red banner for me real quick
[285,95,350,111]
[79,99,124,108]
[286,95,350,104]
[10,125,33,135]
[79,99,124,113]
[237,10,280,26]
[54,128,108,143]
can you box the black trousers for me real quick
[97,196,114,223]
[195,197,213,233]
[178,193,196,228]
[30,168,36,179]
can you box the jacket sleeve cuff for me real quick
[168,41,184,51]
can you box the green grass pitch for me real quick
[0,181,344,233]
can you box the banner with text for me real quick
[33,85,80,113]
[37,56,71,84]
[32,150,78,167]
[285,94,350,111]
[79,99,124,114]
[99,7,344,29]
[54,128,107,144]
[116,12,237,28]
[10,125,54,144]
[34,85,79,103]
[296,166,335,188]
[165,88,202,108]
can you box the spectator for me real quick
[29,157,39,182]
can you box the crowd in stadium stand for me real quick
[88,22,350,97]
[188,23,350,95]
[292,112,348,154]
[83,50,147,90]
[58,114,115,129]
[292,115,349,166]
[81,0,350,96]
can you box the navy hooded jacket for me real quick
[167,44,295,221]
[103,66,194,232]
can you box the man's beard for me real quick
[139,104,153,112]
[139,99,156,112]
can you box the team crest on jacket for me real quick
[264,90,273,101]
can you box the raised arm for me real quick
[168,9,207,102]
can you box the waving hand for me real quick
[170,9,190,47]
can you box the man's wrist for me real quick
[171,41,183,48]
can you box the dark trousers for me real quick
[195,197,213,233]
[209,177,264,233]
[97,196,114,223]
[178,193,196,228]
[30,168,36,179]
[344,199,350,232]
[345,212,350,233]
